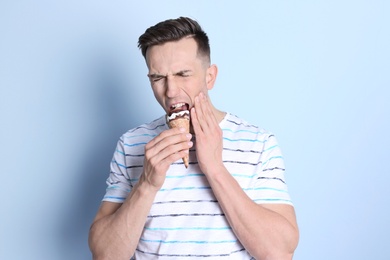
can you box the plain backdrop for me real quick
[1,1,389,259]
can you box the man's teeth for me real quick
[172,103,186,109]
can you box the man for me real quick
[89,17,299,259]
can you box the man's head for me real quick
[138,17,211,65]
[138,17,221,123]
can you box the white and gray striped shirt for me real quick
[103,113,292,259]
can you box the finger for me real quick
[146,132,192,165]
[196,92,218,131]
[146,127,186,152]
[154,140,193,169]
[154,132,191,156]
[199,92,217,127]
[190,107,200,134]
[194,94,207,131]
[160,143,192,166]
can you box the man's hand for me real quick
[141,127,193,190]
[190,92,224,174]
[89,127,193,260]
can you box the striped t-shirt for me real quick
[103,112,292,259]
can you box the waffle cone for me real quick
[168,117,190,168]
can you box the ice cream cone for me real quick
[168,117,190,168]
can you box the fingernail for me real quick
[186,133,192,139]
[188,141,193,147]
[179,127,185,132]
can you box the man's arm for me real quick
[202,166,299,259]
[191,93,299,259]
[88,127,193,259]
[88,182,157,260]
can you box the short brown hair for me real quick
[138,17,210,63]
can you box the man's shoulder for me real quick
[223,113,271,137]
[121,116,167,139]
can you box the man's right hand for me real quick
[140,127,192,190]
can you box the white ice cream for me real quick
[167,110,190,121]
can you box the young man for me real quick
[89,17,299,259]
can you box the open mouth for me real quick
[169,103,189,116]
[167,103,190,121]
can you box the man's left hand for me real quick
[190,92,224,174]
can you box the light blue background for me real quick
[1,1,389,259]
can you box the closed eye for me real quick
[148,74,165,82]
[152,76,164,82]
[175,70,191,77]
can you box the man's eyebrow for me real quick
[174,70,192,75]
[147,73,165,78]
[148,70,192,78]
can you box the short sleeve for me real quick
[102,138,131,203]
[252,134,293,205]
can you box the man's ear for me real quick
[206,64,218,90]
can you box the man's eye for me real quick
[177,73,190,77]
[151,76,164,82]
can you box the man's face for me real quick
[145,37,211,116]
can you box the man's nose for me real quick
[166,76,179,97]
